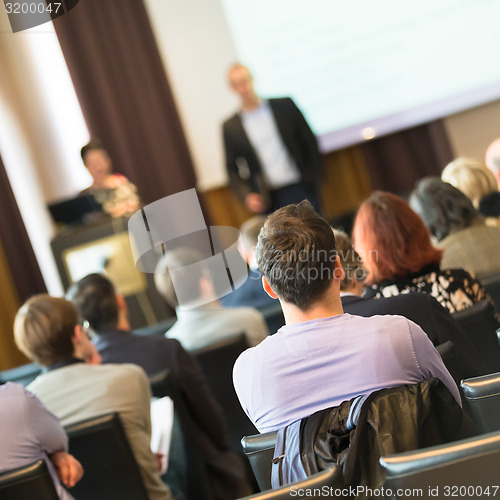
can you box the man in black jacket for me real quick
[68,273,247,500]
[223,64,322,213]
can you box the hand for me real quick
[50,451,84,488]
[84,344,102,365]
[155,452,164,472]
[245,193,267,213]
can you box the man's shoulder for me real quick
[222,112,241,129]
[220,305,264,323]
[343,311,418,336]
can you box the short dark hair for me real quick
[410,177,479,241]
[68,273,118,333]
[80,139,105,162]
[256,200,337,310]
[14,295,77,366]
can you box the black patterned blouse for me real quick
[363,264,489,314]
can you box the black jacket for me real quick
[301,379,477,498]
[341,293,487,378]
[222,97,322,201]
[94,330,246,499]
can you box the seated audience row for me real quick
[68,273,248,499]
[153,249,268,351]
[13,296,174,500]
[233,201,461,433]
[442,157,500,224]
[410,177,500,280]
[352,191,490,313]
[334,229,486,378]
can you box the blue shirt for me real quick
[0,382,73,500]
[233,313,460,433]
[241,100,300,189]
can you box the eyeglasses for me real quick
[80,320,94,339]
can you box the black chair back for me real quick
[64,413,149,500]
[193,333,258,451]
[0,460,58,500]
[461,372,500,433]
[0,363,41,387]
[381,430,500,493]
[241,432,278,492]
[436,340,463,385]
[259,303,285,335]
[237,466,345,499]
[452,300,500,372]
[482,271,500,312]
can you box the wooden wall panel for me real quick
[0,241,29,370]
[202,147,373,229]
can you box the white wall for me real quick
[0,12,90,295]
[443,99,500,164]
[143,0,239,191]
[144,0,500,190]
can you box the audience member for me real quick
[80,139,141,217]
[485,138,500,188]
[14,296,173,500]
[220,216,276,310]
[233,201,460,433]
[154,249,268,351]
[68,273,247,500]
[441,157,500,224]
[410,178,500,280]
[0,382,83,500]
[334,229,486,378]
[352,191,489,313]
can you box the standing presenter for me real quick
[222,64,323,214]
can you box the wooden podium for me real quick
[51,216,173,329]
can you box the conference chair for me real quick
[147,369,212,500]
[64,413,149,500]
[452,299,500,372]
[236,465,345,500]
[435,340,463,385]
[0,362,41,387]
[481,271,500,312]
[259,303,286,335]
[461,372,500,433]
[0,460,58,500]
[241,431,278,491]
[380,430,500,496]
[193,333,258,451]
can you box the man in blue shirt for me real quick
[233,201,460,433]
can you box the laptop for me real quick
[48,193,103,227]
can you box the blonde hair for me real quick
[14,295,77,367]
[441,157,497,207]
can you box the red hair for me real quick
[352,191,443,285]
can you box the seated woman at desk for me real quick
[81,139,141,218]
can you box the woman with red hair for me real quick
[352,191,488,313]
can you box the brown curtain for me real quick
[0,155,46,302]
[360,121,453,194]
[52,0,197,204]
